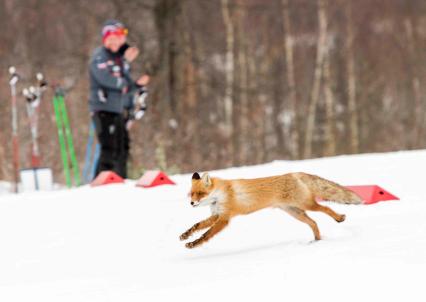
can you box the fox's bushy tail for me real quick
[298,173,362,204]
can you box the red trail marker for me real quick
[136,170,175,188]
[91,171,124,186]
[345,185,399,205]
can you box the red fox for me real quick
[180,172,362,249]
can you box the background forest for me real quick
[1,0,426,182]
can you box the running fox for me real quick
[180,172,362,249]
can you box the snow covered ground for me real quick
[0,181,12,196]
[0,150,425,302]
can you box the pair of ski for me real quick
[8,68,47,191]
[22,73,47,169]
[52,87,81,188]
[21,73,48,190]
[7,67,80,191]
[82,86,149,183]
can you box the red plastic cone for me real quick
[91,171,124,187]
[345,185,399,205]
[136,170,175,188]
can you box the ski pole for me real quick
[82,120,101,184]
[23,87,38,165]
[23,86,40,190]
[31,73,47,168]
[8,66,20,193]
[23,73,46,171]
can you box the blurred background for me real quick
[1,0,426,183]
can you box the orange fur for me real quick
[180,172,362,248]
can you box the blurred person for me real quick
[89,19,147,178]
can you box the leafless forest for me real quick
[1,0,426,182]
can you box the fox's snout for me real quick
[190,200,201,207]
[188,192,197,206]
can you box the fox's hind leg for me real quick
[281,206,321,240]
[308,203,346,223]
[180,215,219,241]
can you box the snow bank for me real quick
[0,150,425,301]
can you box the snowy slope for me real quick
[0,150,425,302]
[0,181,12,196]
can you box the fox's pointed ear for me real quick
[192,172,201,180]
[201,172,212,187]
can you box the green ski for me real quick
[53,87,81,187]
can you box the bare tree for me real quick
[281,0,299,159]
[1,0,426,181]
[322,37,336,156]
[345,0,359,154]
[235,0,249,164]
[221,0,235,137]
[304,0,328,158]
[404,17,422,146]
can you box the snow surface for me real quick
[0,181,12,196]
[0,150,425,302]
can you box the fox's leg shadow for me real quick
[180,215,219,241]
[185,218,229,249]
[280,206,321,241]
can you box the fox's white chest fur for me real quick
[201,189,226,215]
[205,183,252,215]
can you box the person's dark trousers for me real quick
[120,117,131,179]
[92,111,126,178]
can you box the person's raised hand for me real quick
[137,74,150,86]
[124,46,139,62]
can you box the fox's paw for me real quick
[185,242,196,249]
[180,232,190,241]
[185,240,201,249]
[336,214,346,223]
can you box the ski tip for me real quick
[8,66,16,74]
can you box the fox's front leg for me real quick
[186,218,229,249]
[180,215,219,241]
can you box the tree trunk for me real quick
[304,0,327,158]
[249,59,262,164]
[323,43,336,156]
[236,0,249,164]
[404,17,422,147]
[281,0,299,159]
[181,2,201,167]
[345,0,359,154]
[221,0,235,137]
[0,133,4,179]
